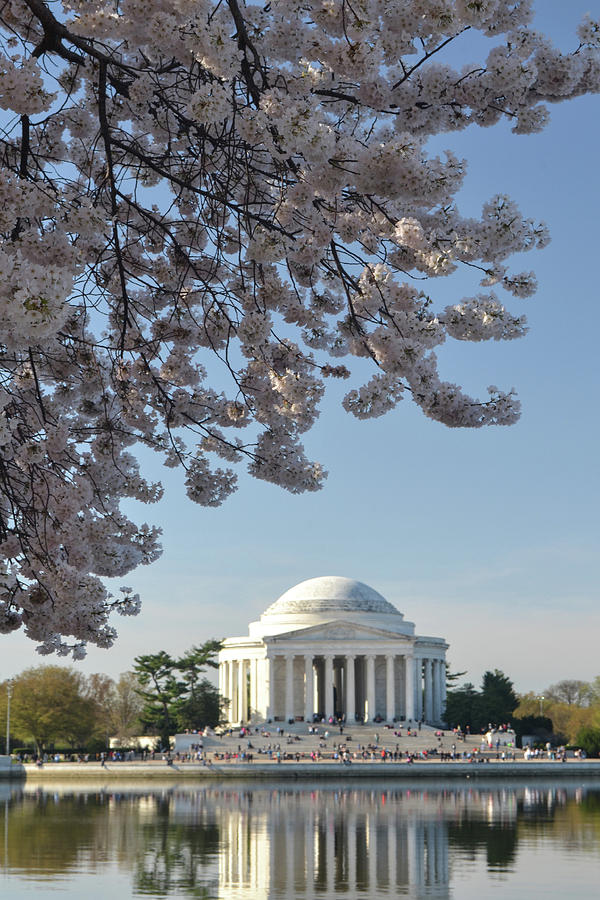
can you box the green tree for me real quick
[574,726,600,758]
[445,663,467,689]
[132,652,181,748]
[133,643,223,743]
[444,682,478,730]
[512,715,555,745]
[475,670,518,729]
[176,641,221,701]
[7,666,96,753]
[174,640,222,730]
[175,679,224,732]
[512,692,541,719]
[444,670,518,732]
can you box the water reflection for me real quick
[1,780,600,898]
[216,790,451,898]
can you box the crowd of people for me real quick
[16,721,587,766]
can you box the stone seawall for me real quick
[4,759,600,782]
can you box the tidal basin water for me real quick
[1,779,600,898]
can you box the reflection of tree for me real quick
[519,790,600,853]
[1,793,107,875]
[2,788,221,896]
[580,793,600,815]
[134,804,220,898]
[449,788,600,871]
[448,818,518,870]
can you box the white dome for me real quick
[262,576,401,618]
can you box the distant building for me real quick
[218,576,448,725]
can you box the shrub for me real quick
[574,726,600,758]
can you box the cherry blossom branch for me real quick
[97,59,131,354]
[0,0,594,652]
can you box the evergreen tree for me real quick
[132,652,181,749]
[133,641,223,744]
[445,670,518,732]
[444,683,478,730]
[174,641,223,731]
[476,670,519,728]
[175,679,225,732]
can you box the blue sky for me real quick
[1,1,598,694]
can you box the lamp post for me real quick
[538,694,544,718]
[5,680,12,757]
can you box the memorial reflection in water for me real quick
[216,788,449,898]
[1,781,599,898]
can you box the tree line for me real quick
[5,655,600,757]
[514,678,600,756]
[0,640,223,755]
[445,671,600,756]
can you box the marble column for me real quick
[256,657,268,720]
[432,660,441,723]
[266,656,275,720]
[324,655,334,720]
[235,659,246,722]
[424,659,433,723]
[365,654,376,721]
[231,660,237,723]
[220,660,231,721]
[441,660,447,723]
[219,662,226,719]
[304,655,314,722]
[345,655,356,723]
[285,654,295,721]
[243,659,250,722]
[248,659,258,722]
[405,654,415,722]
[386,654,396,722]
[414,658,423,722]
[226,661,234,724]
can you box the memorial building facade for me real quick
[218,576,448,726]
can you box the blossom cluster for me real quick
[0,0,597,652]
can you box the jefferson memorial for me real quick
[218,576,448,726]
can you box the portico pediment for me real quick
[265,619,412,645]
